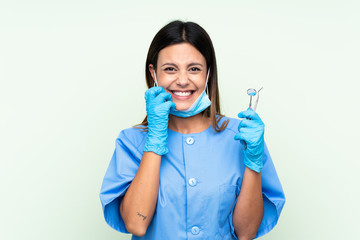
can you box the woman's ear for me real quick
[149,64,155,80]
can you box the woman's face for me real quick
[150,42,208,111]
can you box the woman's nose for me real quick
[176,71,190,86]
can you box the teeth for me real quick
[173,91,192,96]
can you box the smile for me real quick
[169,90,195,100]
[172,91,193,96]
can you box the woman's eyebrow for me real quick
[161,63,178,67]
[188,63,203,67]
[160,63,204,68]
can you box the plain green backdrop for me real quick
[1,0,359,239]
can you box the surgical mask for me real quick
[153,69,211,118]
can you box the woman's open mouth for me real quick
[169,90,195,100]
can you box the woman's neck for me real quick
[168,113,211,134]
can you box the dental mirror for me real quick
[247,88,257,110]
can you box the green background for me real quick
[1,0,359,239]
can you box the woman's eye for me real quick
[189,67,201,71]
[164,67,176,71]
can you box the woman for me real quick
[100,20,285,240]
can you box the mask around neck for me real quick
[153,69,211,118]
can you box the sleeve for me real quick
[99,130,144,233]
[229,142,286,239]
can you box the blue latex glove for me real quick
[143,87,176,155]
[234,109,265,173]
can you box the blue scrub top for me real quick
[99,116,285,239]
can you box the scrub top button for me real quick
[188,178,197,186]
[191,226,200,235]
[186,137,194,145]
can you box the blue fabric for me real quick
[170,90,211,118]
[99,116,285,239]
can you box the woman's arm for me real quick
[233,109,266,239]
[120,87,175,236]
[120,151,161,236]
[232,167,264,240]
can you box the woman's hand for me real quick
[143,87,176,155]
[234,109,265,173]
